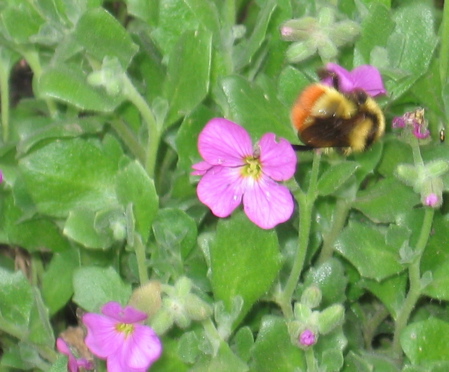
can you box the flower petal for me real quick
[350,65,386,96]
[101,302,124,320]
[107,353,145,372]
[243,176,294,229]
[322,63,354,91]
[258,133,297,181]
[56,338,70,355]
[191,161,213,176]
[83,313,122,358]
[125,325,162,369]
[198,118,252,166]
[101,302,147,323]
[196,166,245,217]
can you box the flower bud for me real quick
[280,18,317,41]
[317,304,344,335]
[150,308,174,334]
[299,329,317,347]
[317,38,338,60]
[421,178,443,209]
[184,293,213,321]
[425,160,449,178]
[293,302,312,322]
[286,41,316,63]
[395,164,421,190]
[332,20,361,46]
[129,281,162,319]
[300,285,322,309]
[165,297,191,329]
[317,7,335,27]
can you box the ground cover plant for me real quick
[0,0,449,371]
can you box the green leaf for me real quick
[387,1,438,100]
[317,162,359,196]
[151,0,204,56]
[344,351,400,372]
[304,258,347,308]
[116,160,159,242]
[72,266,132,312]
[73,8,138,68]
[233,0,277,70]
[152,208,198,260]
[49,356,70,372]
[422,213,449,286]
[163,29,212,126]
[353,178,419,223]
[0,4,43,43]
[209,211,282,326]
[361,274,407,320]
[19,138,120,218]
[42,249,80,315]
[402,318,449,364]
[335,221,404,281]
[0,268,33,331]
[181,0,220,37]
[277,66,311,107]
[39,64,124,112]
[232,327,254,362]
[17,117,105,155]
[250,316,305,372]
[176,105,215,172]
[217,75,296,142]
[1,193,70,253]
[354,2,394,65]
[126,0,158,25]
[28,288,54,347]
[64,207,123,249]
[190,342,248,372]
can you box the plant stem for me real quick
[0,56,11,142]
[202,318,222,356]
[133,234,149,284]
[304,347,318,372]
[280,152,321,318]
[392,207,435,357]
[110,118,146,165]
[316,198,350,265]
[122,75,161,178]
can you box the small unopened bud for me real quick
[299,329,317,347]
[318,304,345,335]
[184,293,213,321]
[301,285,322,309]
[286,41,316,63]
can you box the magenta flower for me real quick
[299,329,316,347]
[424,193,440,207]
[192,118,297,229]
[56,338,93,372]
[393,108,430,140]
[83,302,162,372]
[321,63,386,97]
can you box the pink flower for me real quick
[299,329,316,346]
[321,63,386,97]
[192,118,297,229]
[56,338,93,372]
[393,108,430,140]
[83,302,162,372]
[425,193,439,207]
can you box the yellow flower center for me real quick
[241,156,263,180]
[115,322,135,338]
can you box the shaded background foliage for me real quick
[0,0,448,371]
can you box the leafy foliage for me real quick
[0,0,448,371]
